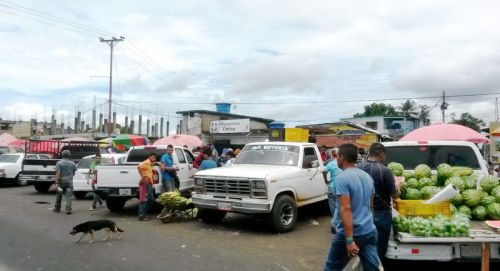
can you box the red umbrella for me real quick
[154,134,203,148]
[400,123,489,144]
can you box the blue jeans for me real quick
[91,183,103,208]
[373,210,392,259]
[54,183,73,211]
[327,192,337,228]
[138,183,154,217]
[324,230,382,271]
[162,178,174,193]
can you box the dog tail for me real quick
[116,226,124,232]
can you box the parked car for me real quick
[0,153,52,186]
[73,153,127,199]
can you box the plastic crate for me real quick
[394,199,452,217]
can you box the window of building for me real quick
[365,121,378,130]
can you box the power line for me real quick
[111,92,500,106]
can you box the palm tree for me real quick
[418,105,431,126]
[399,99,417,117]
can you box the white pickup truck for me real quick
[95,145,197,212]
[383,141,500,262]
[0,153,51,186]
[192,142,328,233]
[72,153,127,199]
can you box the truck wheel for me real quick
[15,175,29,186]
[73,192,87,199]
[198,208,226,224]
[106,198,126,212]
[34,182,52,193]
[267,194,297,233]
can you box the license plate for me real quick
[217,202,232,211]
[119,189,131,196]
[460,244,481,258]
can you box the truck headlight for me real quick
[251,180,266,189]
[195,178,204,186]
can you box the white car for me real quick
[73,154,127,199]
[0,153,51,186]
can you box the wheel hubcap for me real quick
[279,204,294,226]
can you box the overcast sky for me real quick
[1,0,500,130]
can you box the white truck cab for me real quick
[192,142,327,233]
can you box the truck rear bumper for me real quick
[21,175,54,182]
[192,194,271,214]
[96,187,138,199]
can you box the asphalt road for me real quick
[0,184,330,271]
[0,184,497,271]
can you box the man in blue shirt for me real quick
[160,145,178,192]
[324,144,382,271]
[200,147,217,170]
[322,148,342,232]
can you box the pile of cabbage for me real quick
[393,214,470,237]
[388,162,500,221]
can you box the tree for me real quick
[353,103,398,117]
[451,113,485,132]
[418,105,431,126]
[399,99,417,117]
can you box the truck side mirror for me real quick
[310,160,320,168]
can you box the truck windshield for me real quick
[77,157,115,169]
[0,154,20,163]
[385,145,481,169]
[126,148,167,163]
[234,145,300,166]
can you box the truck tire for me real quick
[198,208,226,224]
[34,182,52,193]
[106,198,126,212]
[15,175,29,186]
[73,191,87,199]
[267,194,297,233]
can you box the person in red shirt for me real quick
[193,146,208,169]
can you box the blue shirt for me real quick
[160,153,174,181]
[324,159,342,193]
[335,167,376,236]
[200,159,217,170]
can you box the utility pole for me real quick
[440,91,448,123]
[496,97,499,121]
[100,36,124,136]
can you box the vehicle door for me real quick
[296,147,327,201]
[174,147,190,190]
[182,148,197,179]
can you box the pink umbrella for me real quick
[400,123,489,144]
[8,139,26,149]
[0,133,17,145]
[154,134,203,148]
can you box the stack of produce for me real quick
[393,214,470,237]
[156,191,192,208]
[388,162,500,221]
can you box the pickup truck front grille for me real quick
[203,178,251,197]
